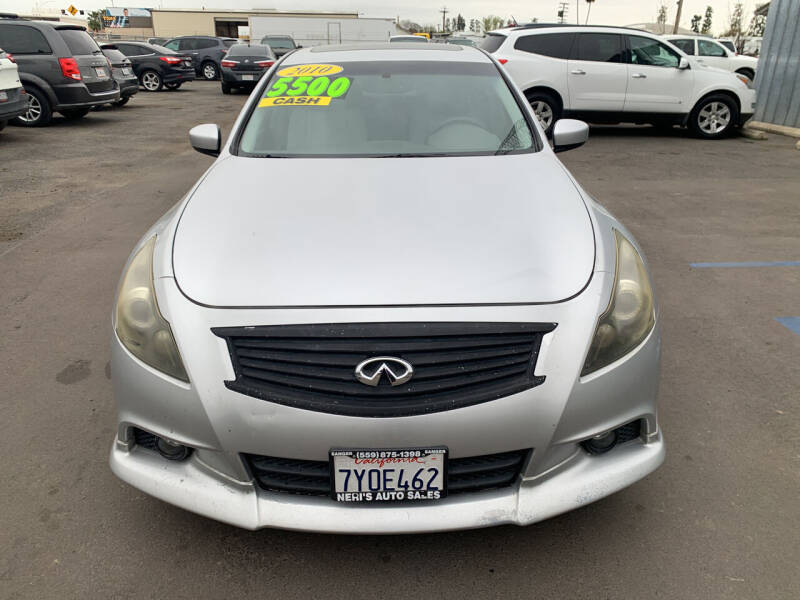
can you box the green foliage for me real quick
[701,6,713,34]
[87,9,104,33]
[481,15,505,32]
[455,14,466,32]
[691,14,702,33]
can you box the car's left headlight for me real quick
[115,236,189,382]
[581,230,655,376]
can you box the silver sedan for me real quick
[110,43,664,533]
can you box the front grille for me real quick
[132,428,159,451]
[244,449,531,497]
[213,322,556,418]
[86,80,115,93]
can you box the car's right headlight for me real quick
[115,236,189,382]
[581,230,655,376]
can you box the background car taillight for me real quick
[256,60,274,68]
[58,57,82,81]
[220,59,237,68]
[159,56,182,65]
[4,52,15,63]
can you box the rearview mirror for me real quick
[552,119,589,153]
[678,57,690,69]
[189,123,221,157]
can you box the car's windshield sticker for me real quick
[259,65,351,108]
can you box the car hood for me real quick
[172,153,595,307]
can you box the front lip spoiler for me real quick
[110,431,664,533]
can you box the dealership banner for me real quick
[103,7,153,28]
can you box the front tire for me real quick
[61,107,90,120]
[201,61,218,80]
[525,90,560,137]
[140,70,163,92]
[688,94,738,139]
[12,87,52,127]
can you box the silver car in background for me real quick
[110,43,664,533]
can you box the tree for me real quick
[87,9,104,33]
[455,13,466,32]
[690,14,702,33]
[723,2,745,36]
[656,3,668,33]
[748,14,766,36]
[481,15,505,32]
[398,19,422,33]
[701,6,713,34]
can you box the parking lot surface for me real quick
[1,81,798,599]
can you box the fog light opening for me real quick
[156,437,191,461]
[583,430,618,455]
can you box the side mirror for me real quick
[678,57,690,69]
[552,119,589,153]
[189,123,221,157]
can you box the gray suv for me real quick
[162,35,237,80]
[0,14,119,126]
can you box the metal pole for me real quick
[576,0,580,25]
[673,0,684,34]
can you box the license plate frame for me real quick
[241,74,255,81]
[0,91,7,102]
[122,67,132,76]
[94,67,107,78]
[330,447,448,503]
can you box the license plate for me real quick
[331,447,447,502]
[183,60,192,67]
[122,68,132,76]
[94,67,107,78]
[0,91,6,102]
[242,74,255,81]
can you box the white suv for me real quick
[483,25,756,139]
[663,34,758,81]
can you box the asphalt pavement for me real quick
[0,81,798,599]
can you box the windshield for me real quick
[262,37,295,49]
[237,60,537,158]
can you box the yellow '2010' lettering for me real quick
[276,64,343,78]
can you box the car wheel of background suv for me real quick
[735,68,755,81]
[221,81,232,94]
[201,61,218,80]
[525,90,560,137]
[141,70,163,91]
[688,94,738,139]
[164,82,182,90]
[12,86,52,127]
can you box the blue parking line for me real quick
[776,317,800,337]
[691,261,800,268]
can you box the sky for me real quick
[10,1,760,35]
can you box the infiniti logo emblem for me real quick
[354,357,414,387]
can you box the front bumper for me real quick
[110,268,663,533]
[110,430,664,533]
